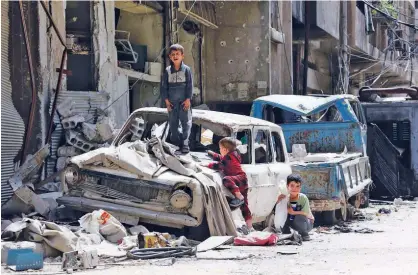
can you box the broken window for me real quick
[236,130,252,165]
[254,130,273,164]
[66,1,95,91]
[272,131,285,163]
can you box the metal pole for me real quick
[302,1,310,95]
[46,49,67,144]
[340,0,349,93]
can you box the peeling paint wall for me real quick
[93,1,129,128]
[38,0,67,148]
[271,0,293,95]
[178,27,201,101]
[117,11,164,62]
[204,1,271,103]
[117,10,164,112]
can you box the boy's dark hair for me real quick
[219,137,237,152]
[287,174,303,185]
[168,44,184,55]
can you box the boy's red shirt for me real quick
[208,150,245,176]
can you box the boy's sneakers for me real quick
[229,198,244,208]
[302,235,311,241]
[181,146,190,154]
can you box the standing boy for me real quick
[277,174,314,241]
[161,44,193,154]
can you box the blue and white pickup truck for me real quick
[251,94,372,224]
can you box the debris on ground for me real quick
[79,210,127,244]
[378,208,392,214]
[277,230,303,246]
[234,231,279,246]
[316,223,384,234]
[196,236,234,252]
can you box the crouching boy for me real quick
[206,137,253,229]
[277,174,314,241]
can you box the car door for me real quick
[269,129,293,195]
[245,126,275,223]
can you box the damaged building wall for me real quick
[178,27,202,104]
[270,0,293,95]
[38,0,67,147]
[204,1,270,104]
[116,9,163,111]
[93,1,129,128]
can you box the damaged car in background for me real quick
[57,108,292,240]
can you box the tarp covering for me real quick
[69,137,237,237]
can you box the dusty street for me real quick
[6,203,413,275]
[76,203,418,275]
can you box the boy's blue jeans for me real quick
[168,102,191,149]
[283,215,313,237]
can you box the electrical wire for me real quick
[277,8,294,91]
[127,247,197,260]
[363,0,418,30]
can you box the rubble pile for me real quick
[54,99,118,173]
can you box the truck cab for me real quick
[251,95,372,224]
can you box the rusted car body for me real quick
[251,95,372,224]
[58,108,292,239]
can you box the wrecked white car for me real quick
[58,107,292,240]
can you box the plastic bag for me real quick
[79,210,127,244]
[274,180,288,231]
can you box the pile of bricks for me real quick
[54,99,118,171]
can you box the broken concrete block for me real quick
[82,122,98,141]
[57,146,81,157]
[56,157,71,171]
[97,118,114,142]
[65,130,96,152]
[129,117,145,141]
[1,220,12,232]
[14,186,51,217]
[57,98,75,118]
[61,115,85,130]
[8,144,50,191]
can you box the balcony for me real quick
[292,0,340,41]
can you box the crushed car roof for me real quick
[133,107,281,129]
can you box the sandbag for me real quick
[79,210,127,244]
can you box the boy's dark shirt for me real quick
[161,62,193,103]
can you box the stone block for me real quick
[129,117,145,141]
[65,130,96,152]
[57,146,80,157]
[61,115,85,130]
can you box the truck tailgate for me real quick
[291,155,371,200]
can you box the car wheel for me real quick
[323,210,338,225]
[335,192,348,221]
[360,187,370,208]
[186,214,210,241]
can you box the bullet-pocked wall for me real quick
[204,1,270,104]
[116,9,164,110]
[178,27,202,105]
